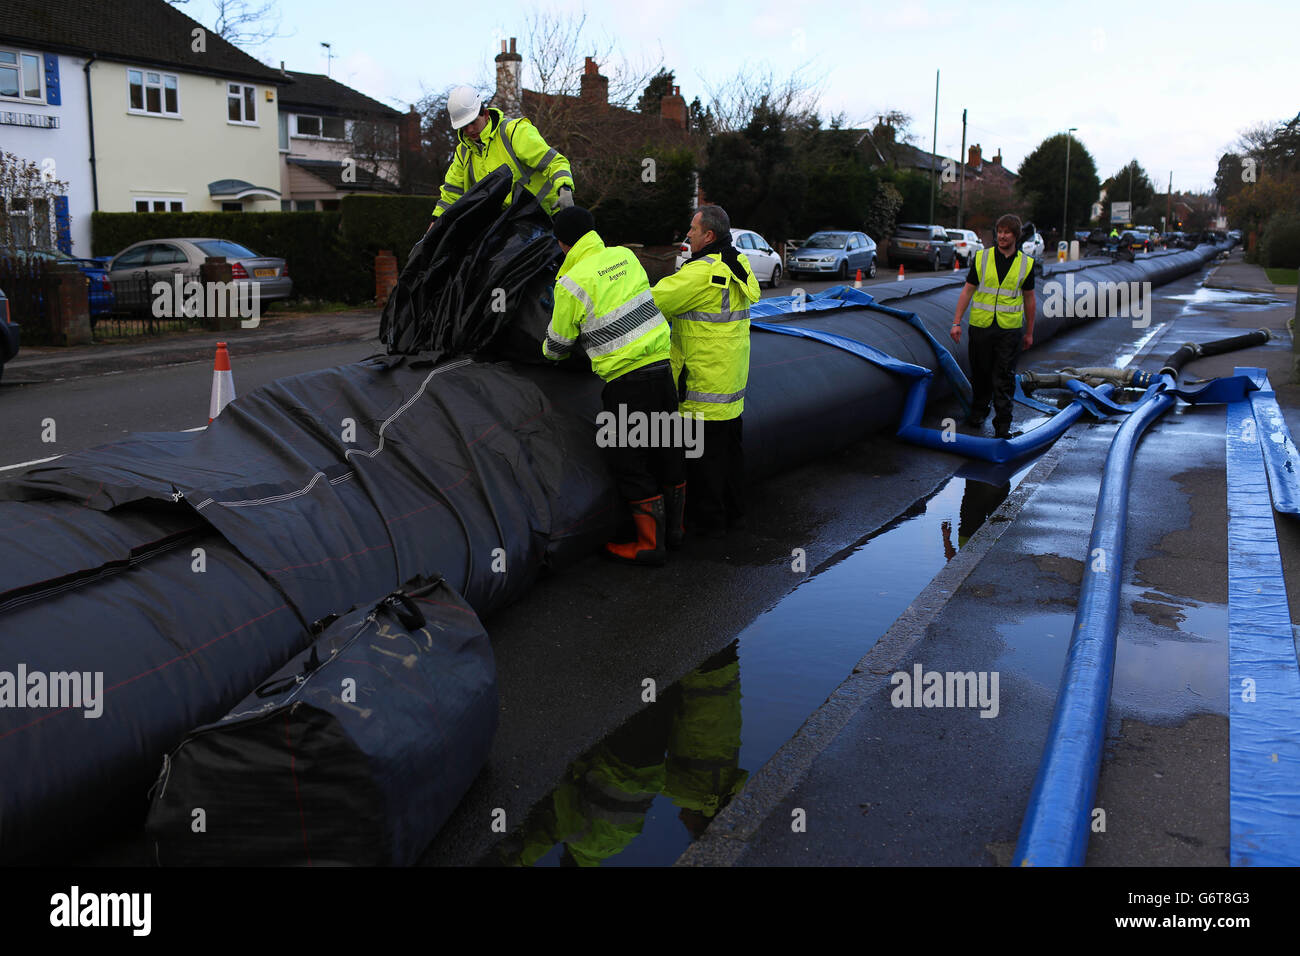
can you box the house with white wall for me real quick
[0,26,93,253]
[0,0,288,255]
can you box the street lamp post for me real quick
[1061,127,1077,249]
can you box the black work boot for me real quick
[662,482,686,550]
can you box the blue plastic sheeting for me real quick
[863,300,973,409]
[1226,368,1300,865]
[752,289,974,409]
[1247,381,1300,515]
[749,286,876,318]
[749,320,929,379]
[1013,381,1176,866]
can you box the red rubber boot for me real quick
[604,495,666,566]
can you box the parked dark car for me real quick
[888,224,957,270]
[787,230,877,280]
[1120,230,1149,253]
[0,246,115,323]
[0,286,19,384]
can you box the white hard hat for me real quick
[447,85,483,130]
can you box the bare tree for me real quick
[515,7,662,109]
[167,0,287,48]
[699,62,825,133]
[485,7,676,213]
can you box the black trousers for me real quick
[968,324,1022,432]
[686,416,744,531]
[600,361,685,501]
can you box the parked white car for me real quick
[944,228,983,267]
[673,228,783,288]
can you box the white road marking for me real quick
[0,426,206,473]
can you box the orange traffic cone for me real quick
[953,255,961,271]
[209,342,236,423]
[897,264,905,281]
[854,268,863,289]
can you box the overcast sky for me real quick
[225,0,1295,193]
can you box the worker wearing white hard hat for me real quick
[433,85,574,221]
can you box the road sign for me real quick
[1111,201,1131,224]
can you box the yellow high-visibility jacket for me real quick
[970,248,1033,329]
[433,108,573,218]
[543,230,670,383]
[651,250,760,421]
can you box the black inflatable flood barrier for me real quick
[147,576,497,866]
[0,241,1231,863]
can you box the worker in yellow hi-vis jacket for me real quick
[432,85,574,221]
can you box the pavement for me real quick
[3,309,382,384]
[680,252,1300,867]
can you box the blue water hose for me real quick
[1012,379,1176,866]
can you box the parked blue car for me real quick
[787,230,878,280]
[0,247,116,323]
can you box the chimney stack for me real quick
[399,105,421,193]
[968,143,982,169]
[993,148,1003,167]
[580,56,609,111]
[659,84,686,129]
[494,36,523,117]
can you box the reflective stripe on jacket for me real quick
[434,108,573,218]
[970,248,1032,329]
[651,250,760,421]
[543,230,671,383]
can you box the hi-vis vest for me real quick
[970,248,1033,329]
[651,252,761,421]
[543,231,670,383]
[434,108,573,218]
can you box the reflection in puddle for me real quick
[493,459,1039,866]
[494,642,746,867]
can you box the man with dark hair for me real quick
[432,85,574,221]
[651,205,760,538]
[543,206,682,566]
[950,213,1036,439]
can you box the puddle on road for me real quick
[1165,287,1283,308]
[487,457,1040,867]
[991,593,1228,724]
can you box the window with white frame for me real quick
[1,196,57,249]
[128,69,180,116]
[228,83,256,124]
[0,48,44,101]
[133,198,185,212]
[294,113,346,140]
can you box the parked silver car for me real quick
[108,238,292,305]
